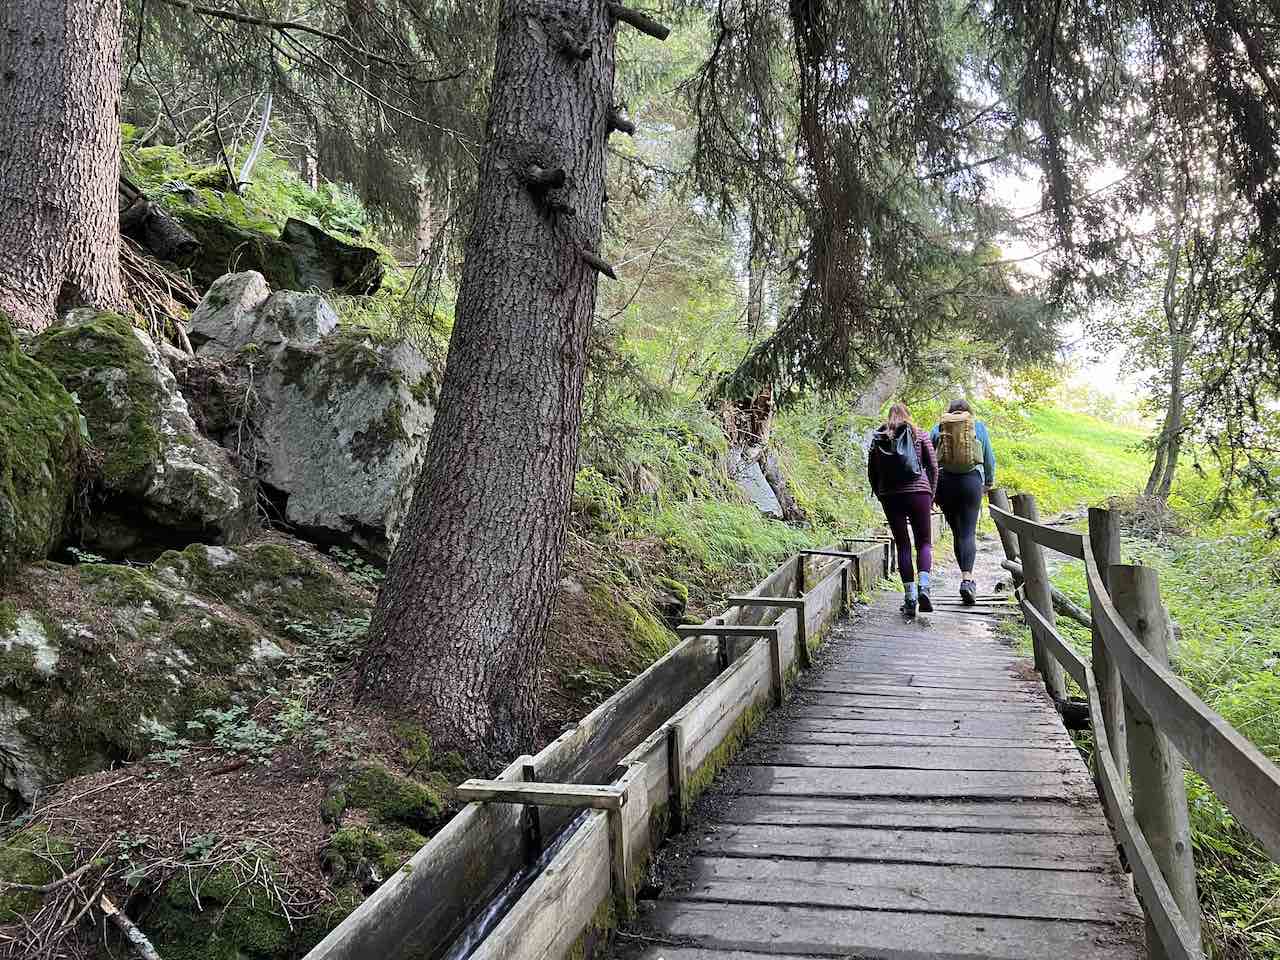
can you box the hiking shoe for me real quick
[901,598,918,621]
[960,580,977,606]
[917,589,933,613]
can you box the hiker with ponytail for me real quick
[930,398,997,606]
[867,402,938,620]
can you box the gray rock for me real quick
[190,272,339,359]
[31,310,255,557]
[255,331,434,555]
[281,218,385,295]
[729,448,783,519]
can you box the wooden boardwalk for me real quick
[615,591,1146,960]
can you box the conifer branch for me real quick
[607,3,671,41]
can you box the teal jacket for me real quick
[930,419,996,486]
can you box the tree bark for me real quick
[357,0,615,772]
[0,0,125,331]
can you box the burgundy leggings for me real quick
[880,491,934,583]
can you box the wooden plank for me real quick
[795,692,1049,713]
[798,686,1039,706]
[714,796,1112,834]
[695,822,1122,871]
[808,670,1031,690]
[672,856,1143,923]
[1086,550,1280,861]
[750,743,1082,772]
[786,709,1066,736]
[759,730,1071,749]
[630,901,1145,960]
[468,810,611,960]
[990,503,1087,560]
[736,765,1095,800]
[455,780,626,810]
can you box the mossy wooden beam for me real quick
[455,780,626,811]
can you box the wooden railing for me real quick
[990,492,1280,960]
[303,537,892,960]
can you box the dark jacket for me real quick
[867,425,938,498]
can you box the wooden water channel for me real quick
[305,496,1280,960]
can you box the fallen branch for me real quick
[0,860,96,894]
[101,895,164,960]
[1001,559,1091,628]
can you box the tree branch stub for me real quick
[607,3,671,41]
[557,29,592,61]
[523,165,567,191]
[581,250,618,279]
[609,111,636,136]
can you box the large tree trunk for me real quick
[0,0,125,331]
[357,0,616,772]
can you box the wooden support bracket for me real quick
[456,779,626,810]
[521,760,543,867]
[727,596,809,669]
[675,624,784,703]
[667,721,687,833]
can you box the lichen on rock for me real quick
[0,537,371,806]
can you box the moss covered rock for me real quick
[0,539,370,805]
[183,280,436,556]
[30,311,256,557]
[0,319,81,579]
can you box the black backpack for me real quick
[872,424,922,489]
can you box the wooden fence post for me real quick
[1010,493,1067,702]
[1110,563,1202,959]
[1088,506,1128,784]
[796,554,806,596]
[989,488,1021,567]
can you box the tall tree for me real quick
[0,0,126,331]
[357,0,656,770]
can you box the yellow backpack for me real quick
[938,412,981,471]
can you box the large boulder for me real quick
[0,320,81,579]
[184,277,436,556]
[0,539,371,804]
[282,218,384,295]
[31,311,255,557]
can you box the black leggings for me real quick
[935,470,984,572]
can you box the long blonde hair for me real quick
[885,402,914,432]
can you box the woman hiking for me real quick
[867,402,938,620]
[930,398,997,606]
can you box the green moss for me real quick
[321,824,427,880]
[351,401,409,465]
[0,315,81,579]
[585,585,675,669]
[686,699,768,807]
[344,762,446,830]
[0,599,17,635]
[30,311,161,496]
[154,542,364,631]
[0,828,72,920]
[146,867,294,960]
[656,577,689,605]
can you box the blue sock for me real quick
[919,571,931,591]
[905,582,918,601]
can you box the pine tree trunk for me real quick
[0,0,125,331]
[357,0,615,772]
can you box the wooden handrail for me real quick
[1083,549,1280,861]
[989,504,1086,559]
[991,494,1280,960]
